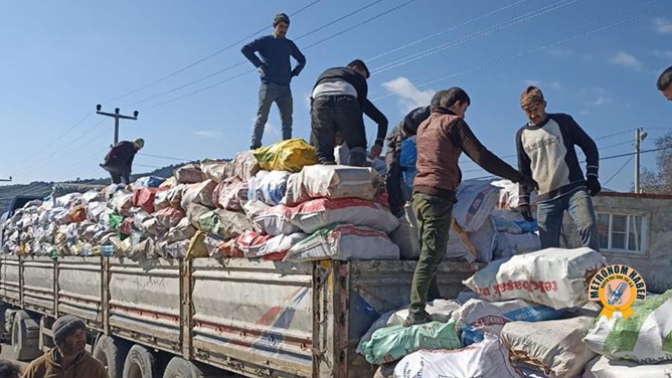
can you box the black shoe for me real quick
[402,310,432,327]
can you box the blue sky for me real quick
[1,0,671,192]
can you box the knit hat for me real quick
[273,13,290,27]
[520,86,545,109]
[133,138,145,149]
[347,59,370,79]
[52,315,85,343]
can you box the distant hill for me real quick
[0,163,189,214]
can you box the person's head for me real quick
[0,360,20,378]
[657,66,672,103]
[133,138,145,150]
[347,59,370,80]
[273,13,290,38]
[431,87,471,118]
[520,86,548,125]
[53,315,87,357]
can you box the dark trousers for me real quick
[410,193,453,315]
[310,95,367,167]
[251,82,293,149]
[103,165,131,185]
[385,142,405,218]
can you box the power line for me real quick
[103,0,326,105]
[139,0,418,112]
[603,156,634,186]
[372,1,672,102]
[371,0,582,75]
[138,153,193,162]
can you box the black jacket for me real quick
[313,67,388,146]
[104,141,137,171]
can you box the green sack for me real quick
[198,211,226,238]
[109,214,125,232]
[362,320,461,365]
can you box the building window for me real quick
[596,213,646,253]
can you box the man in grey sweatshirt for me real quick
[242,13,307,150]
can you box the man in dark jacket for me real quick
[658,66,672,103]
[100,138,144,185]
[242,13,307,150]
[516,86,601,250]
[310,59,388,167]
[386,106,431,217]
[404,88,536,326]
[22,315,108,378]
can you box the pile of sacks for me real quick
[2,139,402,262]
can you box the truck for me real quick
[0,196,480,378]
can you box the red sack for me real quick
[154,207,186,229]
[119,218,134,236]
[133,187,166,214]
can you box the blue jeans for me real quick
[537,189,600,251]
[251,82,293,149]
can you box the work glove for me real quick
[519,204,534,222]
[587,176,602,196]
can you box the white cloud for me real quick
[653,17,672,34]
[654,50,672,60]
[609,51,642,70]
[584,87,613,107]
[194,130,222,137]
[523,79,562,90]
[382,77,435,114]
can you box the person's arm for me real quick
[21,362,37,378]
[516,128,533,206]
[363,100,389,147]
[566,115,599,179]
[451,120,524,183]
[241,37,265,69]
[290,41,306,77]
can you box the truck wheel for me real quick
[11,311,41,361]
[123,345,159,378]
[93,335,130,378]
[163,357,212,378]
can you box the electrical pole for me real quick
[634,127,648,194]
[96,104,139,145]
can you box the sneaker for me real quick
[402,310,432,327]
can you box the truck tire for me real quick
[123,345,159,378]
[93,335,130,378]
[11,311,41,361]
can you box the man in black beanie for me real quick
[22,315,108,378]
[242,12,307,150]
[310,59,388,167]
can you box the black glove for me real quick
[587,176,602,196]
[519,204,534,222]
[291,68,300,77]
[518,175,539,191]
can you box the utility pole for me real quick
[96,104,139,145]
[634,127,648,193]
[0,176,11,182]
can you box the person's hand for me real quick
[258,64,268,74]
[370,144,383,159]
[519,204,534,222]
[518,174,539,191]
[291,68,299,77]
[587,176,602,196]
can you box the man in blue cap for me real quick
[242,13,307,150]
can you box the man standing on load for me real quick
[242,13,307,150]
[404,88,537,326]
[658,66,672,103]
[310,59,388,167]
[516,86,601,251]
[100,138,144,185]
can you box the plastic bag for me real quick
[134,176,166,188]
[186,231,208,259]
[285,224,400,262]
[290,197,399,234]
[464,247,607,310]
[253,138,318,173]
[282,165,378,206]
[362,320,460,365]
[213,176,248,211]
[247,170,290,206]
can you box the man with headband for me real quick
[242,13,306,150]
[516,85,601,251]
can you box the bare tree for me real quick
[640,132,672,194]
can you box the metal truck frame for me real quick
[0,255,477,378]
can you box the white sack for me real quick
[165,218,197,243]
[387,299,460,327]
[493,232,541,260]
[254,205,300,236]
[181,179,217,209]
[200,159,230,183]
[453,180,500,232]
[291,197,399,234]
[261,233,308,257]
[389,204,420,260]
[248,170,291,206]
[282,165,377,206]
[583,355,672,378]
